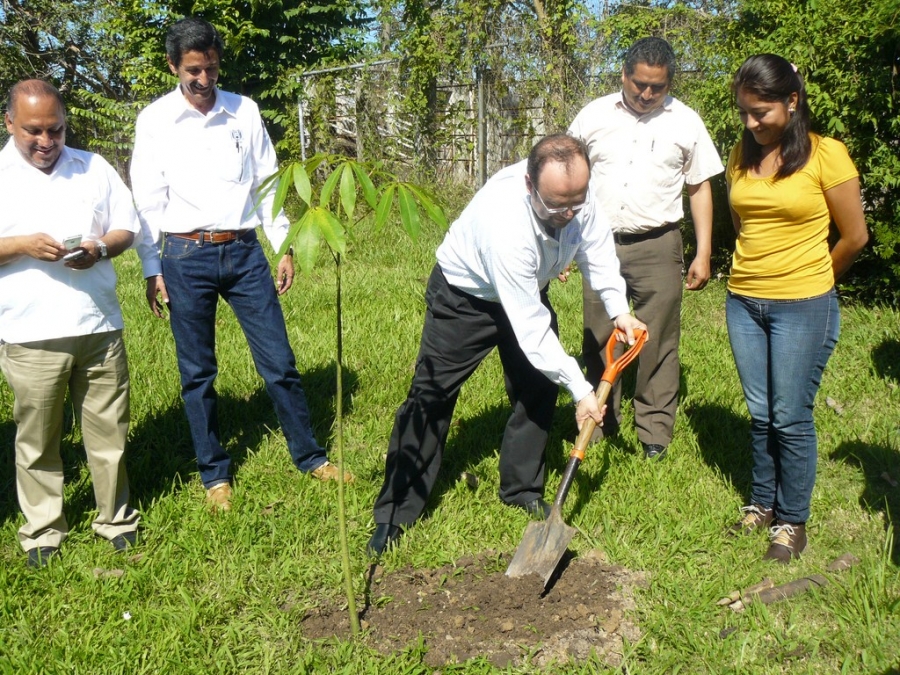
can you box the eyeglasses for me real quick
[532,186,586,216]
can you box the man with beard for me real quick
[367,133,646,556]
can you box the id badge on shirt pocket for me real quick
[222,129,248,183]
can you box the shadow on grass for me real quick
[425,397,624,523]
[872,337,900,384]
[418,399,558,518]
[425,402,529,518]
[1,361,359,531]
[125,361,358,505]
[0,417,17,523]
[830,440,900,565]
[684,402,753,502]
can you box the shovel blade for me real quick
[505,508,576,587]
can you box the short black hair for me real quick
[526,134,590,190]
[166,17,224,67]
[6,79,66,121]
[624,37,676,83]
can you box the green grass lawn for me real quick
[1,221,898,674]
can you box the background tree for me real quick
[731,0,900,303]
[1,0,370,166]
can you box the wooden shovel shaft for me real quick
[559,380,612,494]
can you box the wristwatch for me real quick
[97,240,108,260]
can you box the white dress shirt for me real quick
[130,87,290,277]
[0,142,140,343]
[436,160,629,402]
[568,93,724,235]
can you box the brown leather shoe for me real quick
[206,482,233,512]
[310,461,355,483]
[728,504,775,536]
[763,521,807,563]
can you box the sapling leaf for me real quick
[339,163,357,221]
[351,162,378,210]
[320,164,342,208]
[405,183,448,229]
[276,201,309,257]
[309,206,347,255]
[304,154,326,175]
[272,169,293,221]
[292,213,321,273]
[292,163,312,206]
[375,185,395,231]
[397,185,420,239]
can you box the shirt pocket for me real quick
[41,189,97,241]
[212,129,249,184]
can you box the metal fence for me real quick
[295,58,620,184]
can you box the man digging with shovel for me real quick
[368,134,646,557]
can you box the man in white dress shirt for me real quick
[130,17,350,513]
[367,134,646,556]
[569,37,724,460]
[0,80,140,567]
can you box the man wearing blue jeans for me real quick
[131,17,351,512]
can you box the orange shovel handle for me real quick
[602,326,648,385]
[570,327,647,462]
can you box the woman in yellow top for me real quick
[725,54,868,563]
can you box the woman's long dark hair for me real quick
[732,54,811,178]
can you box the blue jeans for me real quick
[161,230,326,488]
[726,289,840,523]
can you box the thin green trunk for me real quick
[334,255,360,635]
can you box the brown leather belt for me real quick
[167,230,241,244]
[613,222,679,245]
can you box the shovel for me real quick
[506,326,648,586]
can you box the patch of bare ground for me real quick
[299,549,647,668]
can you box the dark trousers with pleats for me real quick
[373,265,559,526]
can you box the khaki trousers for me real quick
[0,331,139,551]
[582,227,684,447]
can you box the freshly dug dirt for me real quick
[299,549,647,668]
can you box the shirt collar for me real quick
[0,139,81,176]
[168,86,238,122]
[615,93,674,120]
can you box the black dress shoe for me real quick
[366,523,401,557]
[519,498,551,520]
[642,443,668,460]
[111,531,138,552]
[27,546,59,568]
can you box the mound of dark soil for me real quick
[300,549,647,668]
